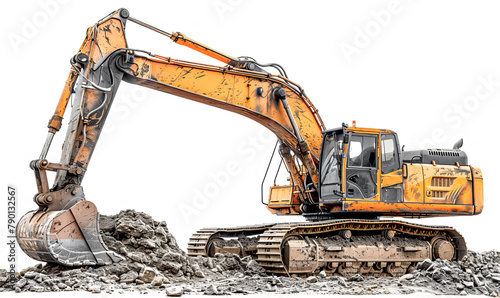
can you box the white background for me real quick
[1,0,499,273]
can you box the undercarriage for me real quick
[188,219,466,277]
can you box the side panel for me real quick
[422,165,473,205]
[341,201,474,216]
[381,169,404,203]
[403,164,424,203]
[471,167,484,214]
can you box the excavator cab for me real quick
[319,125,402,205]
[314,123,484,219]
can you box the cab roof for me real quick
[322,126,396,135]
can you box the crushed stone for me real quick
[0,209,499,296]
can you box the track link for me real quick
[255,225,293,274]
[187,224,275,257]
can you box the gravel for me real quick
[1,209,499,296]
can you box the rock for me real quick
[15,278,27,288]
[264,283,276,292]
[65,278,78,287]
[338,276,348,287]
[0,274,9,287]
[473,274,484,287]
[318,270,327,278]
[57,283,67,289]
[492,276,500,283]
[34,273,46,283]
[432,269,446,281]
[457,283,465,290]
[20,265,40,276]
[41,278,56,287]
[151,275,165,286]
[31,286,45,292]
[23,271,37,279]
[442,266,452,273]
[120,271,139,284]
[98,276,112,284]
[139,266,157,283]
[460,290,468,296]
[115,218,154,238]
[246,260,265,274]
[219,255,242,271]
[160,261,183,274]
[234,272,245,278]
[138,238,157,248]
[348,274,364,282]
[127,251,148,263]
[166,286,183,296]
[418,259,433,271]
[306,276,318,283]
[191,263,205,278]
[99,214,116,233]
[207,258,215,269]
[400,274,414,280]
[204,284,219,295]
[89,285,101,293]
[463,281,474,288]
[109,275,120,282]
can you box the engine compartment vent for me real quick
[402,149,468,166]
[431,177,455,187]
[428,150,460,157]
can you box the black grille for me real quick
[428,150,460,157]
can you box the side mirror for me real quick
[453,138,463,150]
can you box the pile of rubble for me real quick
[403,250,500,296]
[0,209,499,296]
[0,210,265,294]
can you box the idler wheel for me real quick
[432,238,455,260]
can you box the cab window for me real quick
[348,135,377,168]
[381,134,399,174]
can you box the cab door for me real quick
[345,134,378,199]
[380,133,404,202]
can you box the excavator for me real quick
[17,8,484,277]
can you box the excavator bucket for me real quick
[17,200,123,266]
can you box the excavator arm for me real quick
[17,8,325,266]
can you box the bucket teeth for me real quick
[17,200,124,266]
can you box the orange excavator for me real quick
[17,9,483,277]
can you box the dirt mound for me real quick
[0,210,264,294]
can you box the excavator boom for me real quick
[17,8,325,266]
